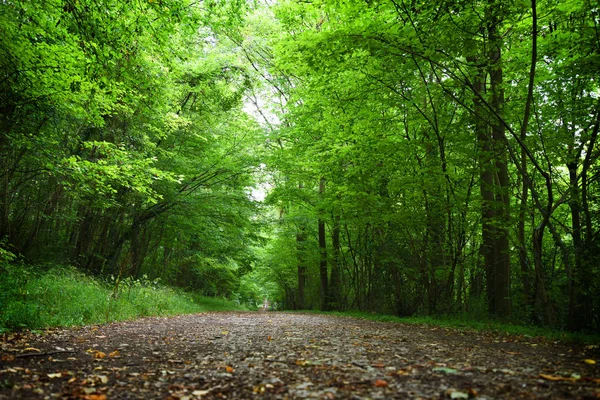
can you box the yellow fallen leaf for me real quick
[109,350,120,357]
[221,330,229,335]
[94,351,106,359]
[225,366,234,373]
[539,374,562,381]
[584,359,596,365]
[47,373,62,378]
[23,347,41,352]
[83,395,106,400]
[267,335,272,341]
[539,373,577,382]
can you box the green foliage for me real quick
[239,0,600,332]
[0,0,264,307]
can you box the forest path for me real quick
[1,312,598,399]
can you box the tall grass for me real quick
[0,264,248,332]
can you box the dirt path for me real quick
[1,312,598,399]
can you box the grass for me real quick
[0,265,249,332]
[292,310,600,345]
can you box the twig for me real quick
[14,350,77,358]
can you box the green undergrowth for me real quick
[0,264,248,333]
[294,310,600,345]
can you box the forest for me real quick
[1,0,599,334]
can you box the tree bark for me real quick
[296,182,306,310]
[318,178,329,311]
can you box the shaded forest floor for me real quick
[1,312,599,399]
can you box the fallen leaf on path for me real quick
[1,354,15,361]
[225,366,234,373]
[192,389,210,396]
[23,347,40,352]
[584,359,596,365]
[47,372,62,378]
[433,367,458,374]
[253,385,266,394]
[539,374,578,382]
[94,351,106,359]
[82,395,106,400]
[109,350,120,357]
[447,389,469,399]
[374,379,388,387]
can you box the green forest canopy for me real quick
[1,0,599,332]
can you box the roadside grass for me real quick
[294,310,600,345]
[0,265,249,332]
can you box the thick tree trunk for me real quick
[473,66,496,315]
[296,183,306,310]
[328,214,342,310]
[487,8,511,318]
[318,178,328,311]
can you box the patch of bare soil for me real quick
[1,312,599,399]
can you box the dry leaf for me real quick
[94,351,106,359]
[83,395,106,400]
[23,347,40,352]
[109,350,120,357]
[539,374,562,381]
[538,373,577,382]
[47,373,62,379]
[1,354,15,361]
[584,359,596,365]
[374,379,388,387]
[192,390,210,396]
[225,366,234,373]
[267,335,273,341]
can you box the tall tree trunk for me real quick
[488,6,511,318]
[296,182,306,310]
[473,64,497,315]
[328,214,342,310]
[318,178,329,311]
